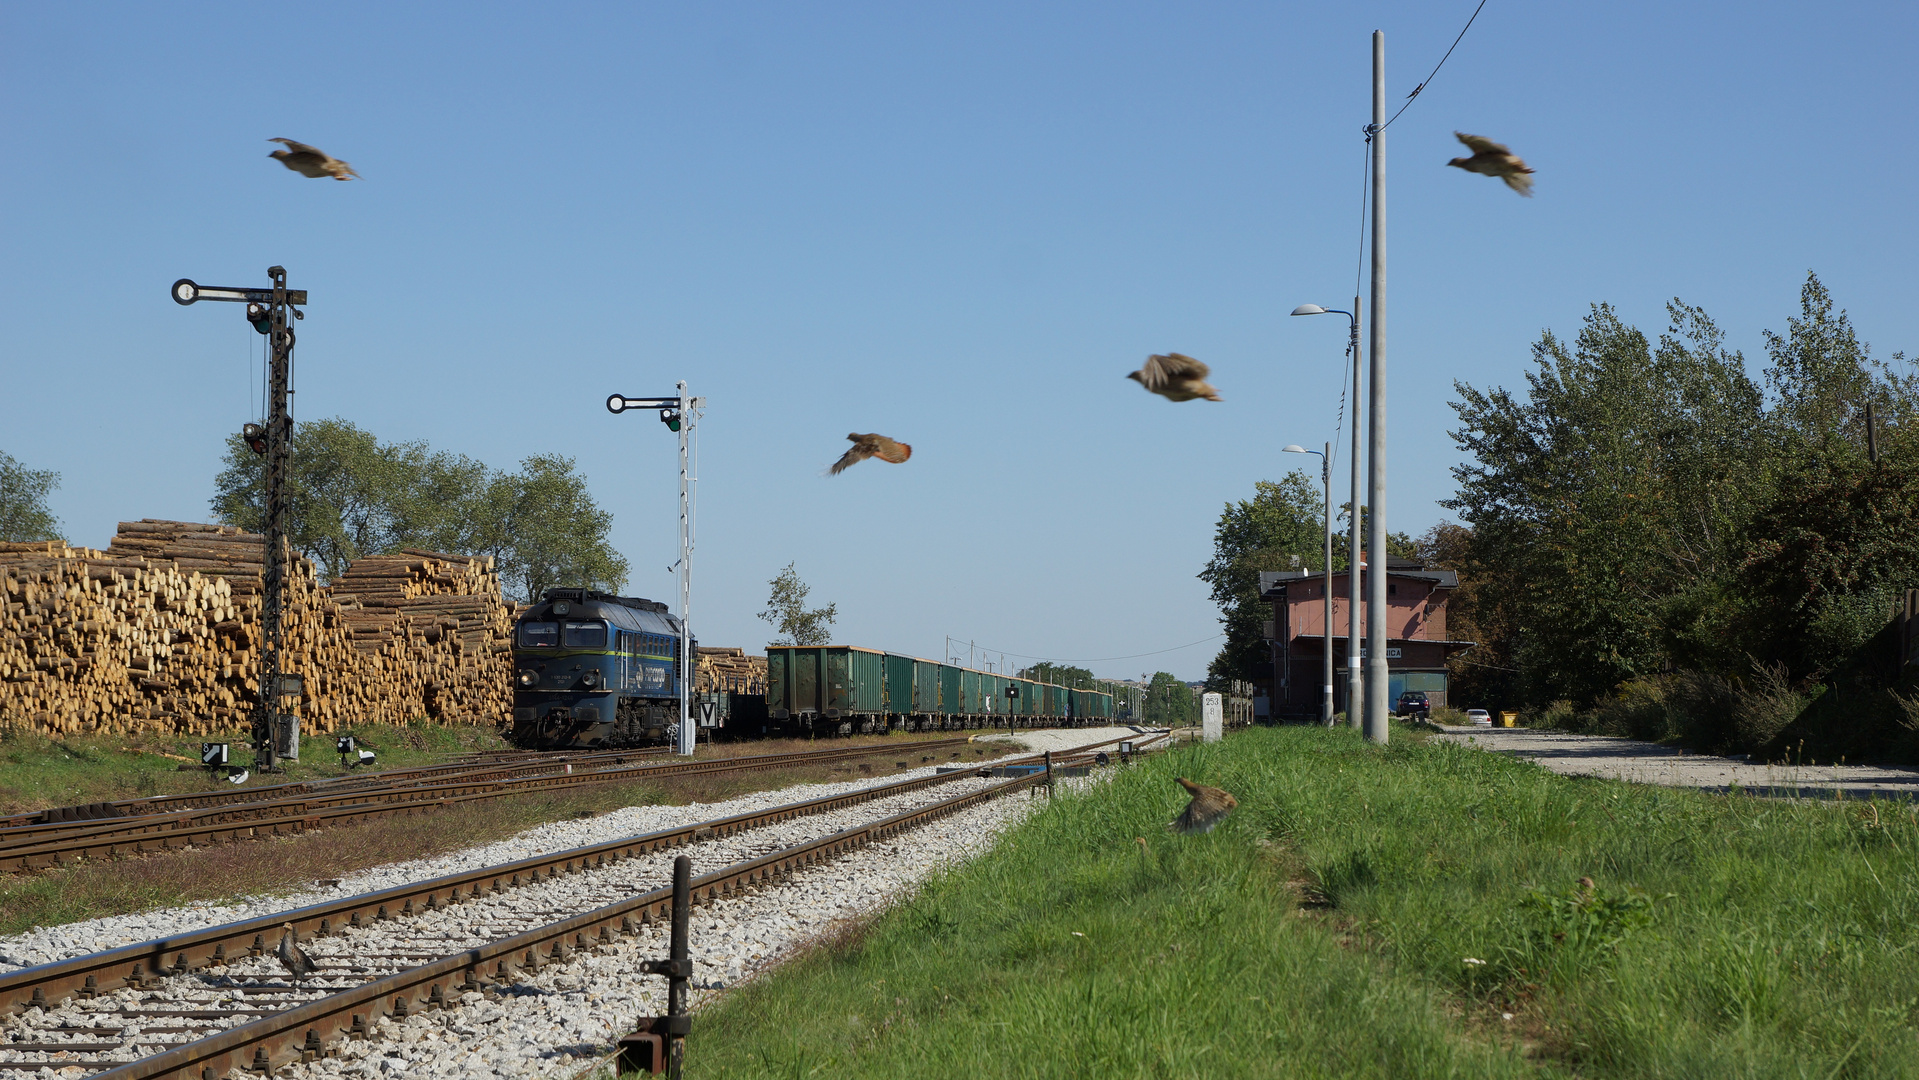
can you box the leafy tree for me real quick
[1142,671,1198,726]
[211,419,627,600]
[1198,474,1325,684]
[1445,274,1919,711]
[486,455,630,603]
[758,563,836,646]
[0,451,62,543]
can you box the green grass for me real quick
[687,725,1919,1079]
[0,721,511,815]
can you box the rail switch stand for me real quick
[619,854,693,1076]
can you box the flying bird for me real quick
[268,138,361,181]
[1127,353,1221,402]
[275,923,319,980]
[1446,132,1533,196]
[830,433,913,475]
[1169,777,1237,834]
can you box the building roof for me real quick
[1258,566,1459,598]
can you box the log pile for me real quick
[697,647,766,695]
[0,521,513,736]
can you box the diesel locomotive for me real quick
[509,588,690,749]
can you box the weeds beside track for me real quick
[691,724,1919,1079]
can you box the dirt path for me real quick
[1431,725,1919,800]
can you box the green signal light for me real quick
[659,409,682,432]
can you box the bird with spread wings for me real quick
[268,139,361,181]
[829,433,913,475]
[1127,353,1222,402]
[1446,132,1533,196]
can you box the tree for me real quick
[758,563,836,646]
[1198,474,1325,685]
[486,455,630,603]
[1445,275,1919,710]
[211,419,628,599]
[1142,671,1199,727]
[0,451,62,543]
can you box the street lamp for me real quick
[1291,301,1364,733]
[1283,443,1335,727]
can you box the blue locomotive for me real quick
[509,589,690,749]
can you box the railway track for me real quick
[0,738,984,872]
[0,738,1156,1078]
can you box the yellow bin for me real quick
[1498,711,1518,728]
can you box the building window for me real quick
[1388,584,1397,595]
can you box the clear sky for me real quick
[3,2,1915,681]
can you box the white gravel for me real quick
[275,779,1081,1080]
[0,730,1123,972]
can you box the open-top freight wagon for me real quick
[763,645,1115,734]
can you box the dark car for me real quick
[1395,691,1430,719]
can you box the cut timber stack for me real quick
[0,521,513,736]
[697,647,766,695]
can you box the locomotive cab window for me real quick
[519,621,559,648]
[563,621,608,648]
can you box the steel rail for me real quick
[0,749,1074,1017]
[85,769,1050,1080]
[4,746,674,828]
[0,739,978,869]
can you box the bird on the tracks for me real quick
[268,138,361,181]
[829,433,913,475]
[1127,353,1221,403]
[1169,777,1237,834]
[275,923,319,980]
[1446,132,1533,197]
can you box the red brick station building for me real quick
[1258,556,1474,721]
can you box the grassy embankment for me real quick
[688,725,1919,1079]
[0,722,512,814]
[0,726,1002,936]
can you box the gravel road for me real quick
[1432,725,1919,799]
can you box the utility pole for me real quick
[1363,30,1391,745]
[173,270,307,772]
[1348,297,1363,733]
[1321,441,1334,726]
[607,386,705,756]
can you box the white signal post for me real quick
[606,384,705,756]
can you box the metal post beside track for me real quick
[621,854,693,1076]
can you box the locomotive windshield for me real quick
[518,621,559,647]
[563,621,608,648]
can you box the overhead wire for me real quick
[946,633,1225,666]
[1377,0,1489,133]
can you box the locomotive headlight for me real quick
[517,669,539,688]
[581,669,601,688]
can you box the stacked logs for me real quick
[0,521,513,736]
[696,647,766,695]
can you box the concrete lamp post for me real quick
[1282,443,1336,726]
[1290,302,1364,733]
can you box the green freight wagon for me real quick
[764,646,885,728]
[882,653,919,717]
[981,673,1005,718]
[914,659,943,719]
[961,668,983,717]
[940,664,963,716]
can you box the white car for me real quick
[1466,709,1493,727]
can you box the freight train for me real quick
[764,645,1114,734]
[508,590,1114,748]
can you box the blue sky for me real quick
[3,2,1915,681]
